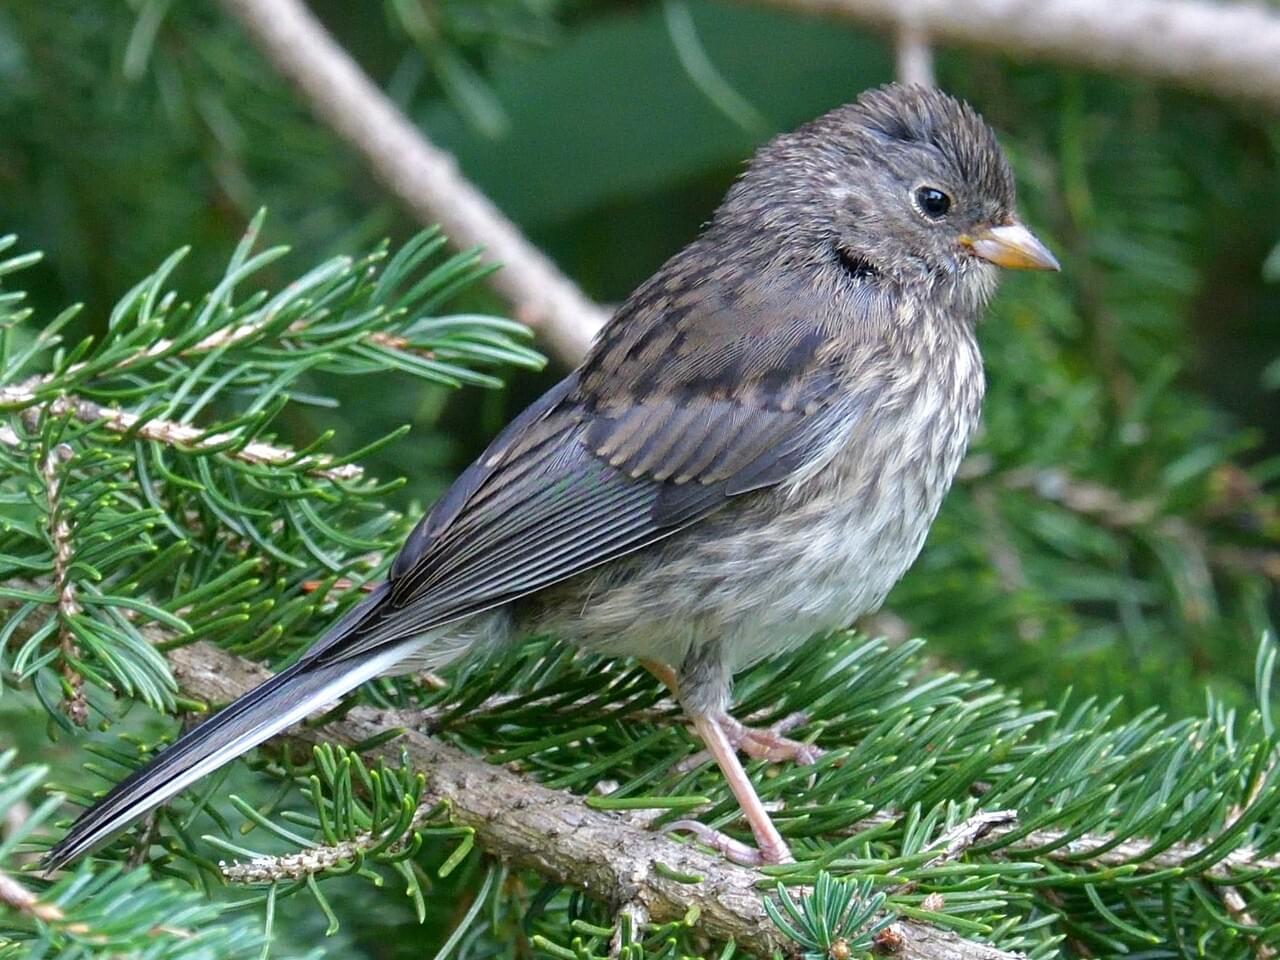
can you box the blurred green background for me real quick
[2,0,1278,737]
[3,2,1280,956]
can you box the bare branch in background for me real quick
[215,0,1280,374]
[895,20,935,87]
[216,0,610,365]
[742,0,1280,110]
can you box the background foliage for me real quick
[1,1,1278,958]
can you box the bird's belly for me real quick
[709,465,942,670]
[520,342,982,670]
[521,439,953,671]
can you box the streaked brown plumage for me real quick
[46,83,1058,871]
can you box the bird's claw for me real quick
[727,711,823,764]
[663,819,792,866]
[676,711,821,773]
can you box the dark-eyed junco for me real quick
[45,83,1057,871]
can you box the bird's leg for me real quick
[641,660,795,866]
[642,659,681,695]
[677,709,795,865]
[644,659,820,769]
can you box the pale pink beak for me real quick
[963,222,1060,271]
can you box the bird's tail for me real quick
[42,594,419,872]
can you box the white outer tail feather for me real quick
[44,638,427,870]
[128,641,420,822]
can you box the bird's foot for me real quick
[664,819,793,866]
[677,711,821,773]
[723,712,823,764]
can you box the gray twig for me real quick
[923,810,1018,869]
[219,804,433,883]
[894,21,934,87]
[36,437,86,726]
[216,0,609,365]
[0,383,363,482]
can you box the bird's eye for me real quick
[914,187,952,220]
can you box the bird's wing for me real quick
[41,272,864,869]
[304,263,859,667]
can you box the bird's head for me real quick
[717,84,1058,314]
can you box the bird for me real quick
[44,83,1058,872]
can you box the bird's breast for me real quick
[748,330,986,632]
[519,330,985,672]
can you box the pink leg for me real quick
[641,661,796,866]
[682,711,794,865]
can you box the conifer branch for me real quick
[922,809,1017,869]
[0,870,68,925]
[0,283,472,483]
[998,465,1158,528]
[0,575,1019,958]
[10,578,1278,952]
[217,804,433,884]
[998,825,1280,878]
[163,639,1022,960]
[1219,760,1279,960]
[610,902,651,959]
[964,461,1280,586]
[1223,883,1276,960]
[0,384,364,482]
[0,751,259,957]
[0,226,530,484]
[215,0,609,365]
[840,809,1280,878]
[37,436,87,725]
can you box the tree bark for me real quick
[743,0,1280,110]
[167,641,1024,960]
